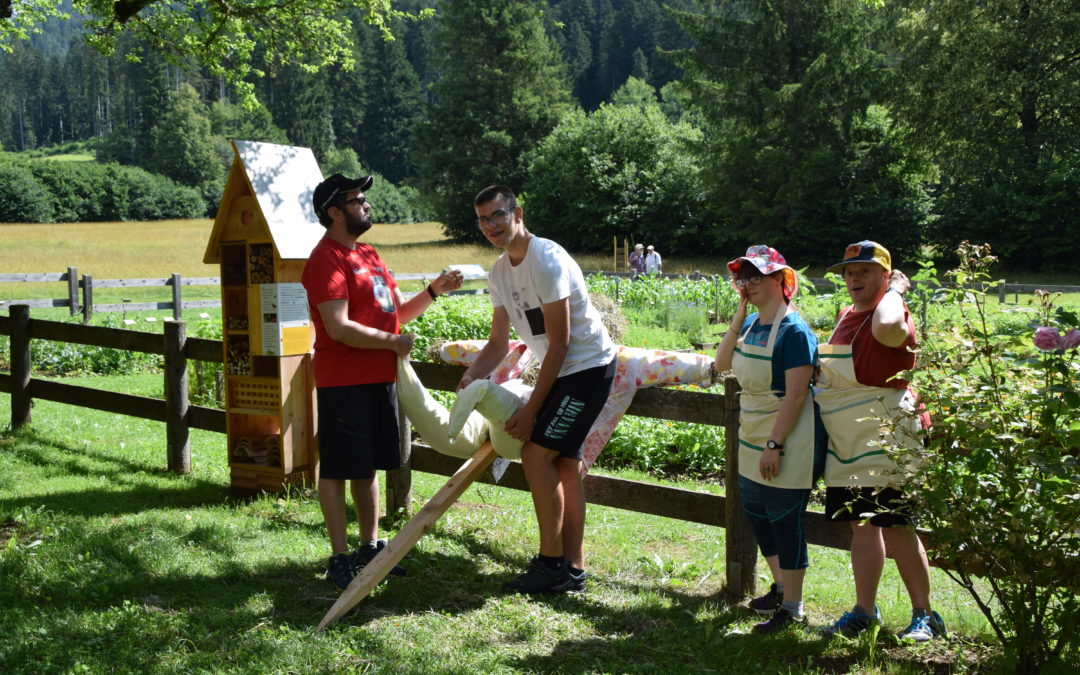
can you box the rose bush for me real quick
[896,242,1080,673]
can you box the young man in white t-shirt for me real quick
[458,185,618,594]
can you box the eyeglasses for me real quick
[475,204,516,230]
[734,274,764,288]
[319,191,365,214]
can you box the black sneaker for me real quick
[326,552,358,590]
[749,582,783,616]
[567,568,588,593]
[353,539,406,577]
[503,556,573,594]
[753,608,807,635]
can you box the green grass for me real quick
[0,374,1000,673]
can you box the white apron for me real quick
[732,304,816,489]
[816,309,922,488]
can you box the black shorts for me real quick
[530,357,617,459]
[317,382,401,480]
[825,486,916,527]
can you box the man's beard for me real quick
[345,210,372,237]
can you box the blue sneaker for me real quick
[899,610,946,642]
[822,605,882,637]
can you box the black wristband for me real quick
[426,285,438,301]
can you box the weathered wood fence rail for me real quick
[0,303,860,597]
[0,269,221,322]
[5,270,1077,322]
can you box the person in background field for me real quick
[628,243,646,275]
[713,245,825,634]
[302,173,463,590]
[816,241,945,642]
[644,245,662,274]
[459,184,617,594]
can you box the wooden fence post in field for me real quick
[171,273,183,320]
[82,274,93,324]
[386,404,413,517]
[10,304,32,429]
[998,280,1007,305]
[164,320,191,474]
[722,374,757,599]
[67,267,79,317]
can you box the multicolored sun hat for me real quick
[726,245,798,299]
[826,240,892,273]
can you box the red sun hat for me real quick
[726,245,798,299]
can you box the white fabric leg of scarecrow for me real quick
[318,343,714,626]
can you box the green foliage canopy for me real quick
[669,0,932,264]
[524,97,705,252]
[1,0,425,107]
[412,0,572,242]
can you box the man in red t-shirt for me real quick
[816,241,945,643]
[302,173,462,590]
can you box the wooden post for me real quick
[918,287,927,330]
[171,273,183,320]
[722,375,756,600]
[164,320,191,474]
[998,280,1006,305]
[67,266,79,317]
[82,274,93,324]
[385,391,413,517]
[10,304,32,429]
[319,443,497,630]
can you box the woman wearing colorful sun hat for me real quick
[713,245,826,634]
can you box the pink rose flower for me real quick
[1034,326,1063,351]
[1062,328,1080,350]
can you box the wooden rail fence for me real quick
[0,302,999,598]
[4,269,1077,325]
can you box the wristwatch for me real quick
[766,440,783,450]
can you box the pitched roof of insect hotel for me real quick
[204,140,328,264]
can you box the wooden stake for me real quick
[317,442,497,630]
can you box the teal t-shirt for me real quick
[738,312,817,395]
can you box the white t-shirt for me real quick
[489,236,616,377]
[645,251,662,273]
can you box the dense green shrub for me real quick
[28,315,159,376]
[17,160,203,222]
[899,243,1080,672]
[598,414,725,478]
[321,147,431,224]
[524,102,706,253]
[404,295,496,361]
[0,163,55,223]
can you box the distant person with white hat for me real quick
[644,245,662,274]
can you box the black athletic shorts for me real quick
[530,357,617,459]
[825,486,916,527]
[317,382,401,480]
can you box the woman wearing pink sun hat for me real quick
[714,244,826,634]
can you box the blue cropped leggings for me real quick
[738,475,811,570]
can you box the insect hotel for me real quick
[203,140,325,495]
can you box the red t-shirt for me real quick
[301,237,399,387]
[828,304,917,389]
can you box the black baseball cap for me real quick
[313,173,373,219]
